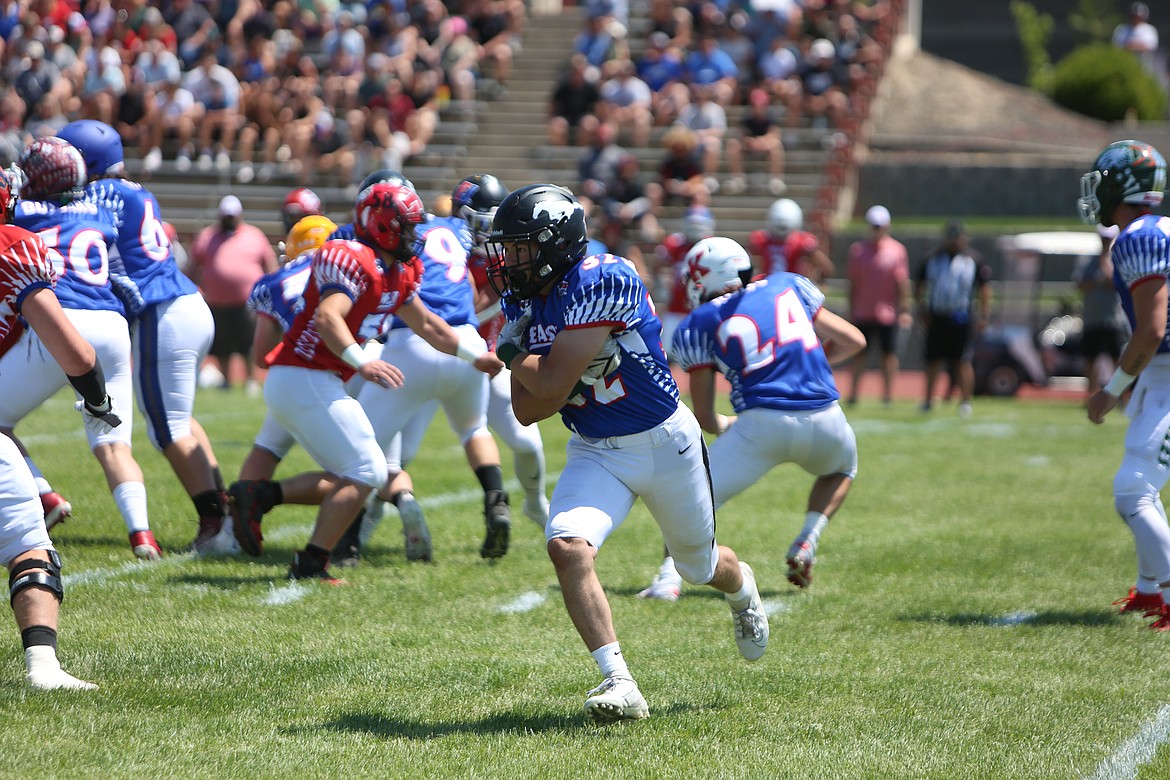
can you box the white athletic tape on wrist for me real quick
[1104,368,1136,398]
[340,343,373,369]
[455,331,487,364]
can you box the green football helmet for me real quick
[1078,140,1166,226]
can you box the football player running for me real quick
[58,120,229,553]
[2,137,161,559]
[1079,140,1170,630]
[486,184,768,724]
[748,198,834,283]
[639,237,865,601]
[455,173,550,528]
[221,216,341,557]
[332,170,517,561]
[233,183,501,582]
[0,166,117,689]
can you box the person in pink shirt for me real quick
[845,205,910,406]
[189,195,278,391]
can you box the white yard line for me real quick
[990,610,1036,626]
[63,551,194,587]
[496,591,546,613]
[261,581,310,606]
[64,473,565,586]
[1088,705,1170,780]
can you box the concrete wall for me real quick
[854,159,1083,219]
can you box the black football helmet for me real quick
[452,173,509,247]
[485,183,588,301]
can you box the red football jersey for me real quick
[268,239,423,381]
[655,231,696,315]
[749,228,819,276]
[0,225,57,358]
[467,250,505,348]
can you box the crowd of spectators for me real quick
[0,0,525,190]
[552,0,893,241]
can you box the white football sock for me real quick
[798,512,830,549]
[591,641,631,681]
[113,481,150,533]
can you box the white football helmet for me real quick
[683,236,752,309]
[767,198,803,238]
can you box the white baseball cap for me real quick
[218,195,242,216]
[865,205,891,227]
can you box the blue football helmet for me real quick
[57,119,124,179]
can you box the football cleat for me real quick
[1113,587,1165,615]
[359,492,389,546]
[330,511,364,568]
[129,530,162,560]
[584,677,649,724]
[227,480,270,557]
[785,539,816,589]
[480,489,511,559]
[25,648,97,691]
[728,562,768,662]
[188,515,225,555]
[288,548,346,585]
[637,572,682,602]
[1148,603,1170,631]
[41,491,72,531]
[398,494,432,562]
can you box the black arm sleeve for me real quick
[67,363,109,409]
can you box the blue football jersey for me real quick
[82,179,197,317]
[247,253,312,332]
[1111,213,1170,355]
[671,272,839,412]
[386,215,477,331]
[521,252,679,438]
[13,199,123,314]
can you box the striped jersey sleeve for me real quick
[671,309,716,371]
[0,228,57,306]
[562,270,645,330]
[793,273,826,316]
[313,243,368,301]
[1113,217,1170,288]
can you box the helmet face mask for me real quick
[452,174,509,250]
[485,184,588,302]
[1078,140,1166,226]
[684,236,753,309]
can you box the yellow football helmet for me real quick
[284,215,338,262]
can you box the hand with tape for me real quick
[496,306,531,370]
[75,395,123,435]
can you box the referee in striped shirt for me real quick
[914,220,992,416]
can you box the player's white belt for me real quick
[575,417,678,450]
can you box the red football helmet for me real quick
[281,187,323,231]
[354,183,425,260]
[19,137,87,203]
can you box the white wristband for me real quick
[455,331,487,364]
[340,343,373,369]
[1104,368,1136,398]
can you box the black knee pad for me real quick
[9,549,64,606]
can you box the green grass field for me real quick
[5,387,1170,779]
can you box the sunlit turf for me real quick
[4,388,1169,779]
